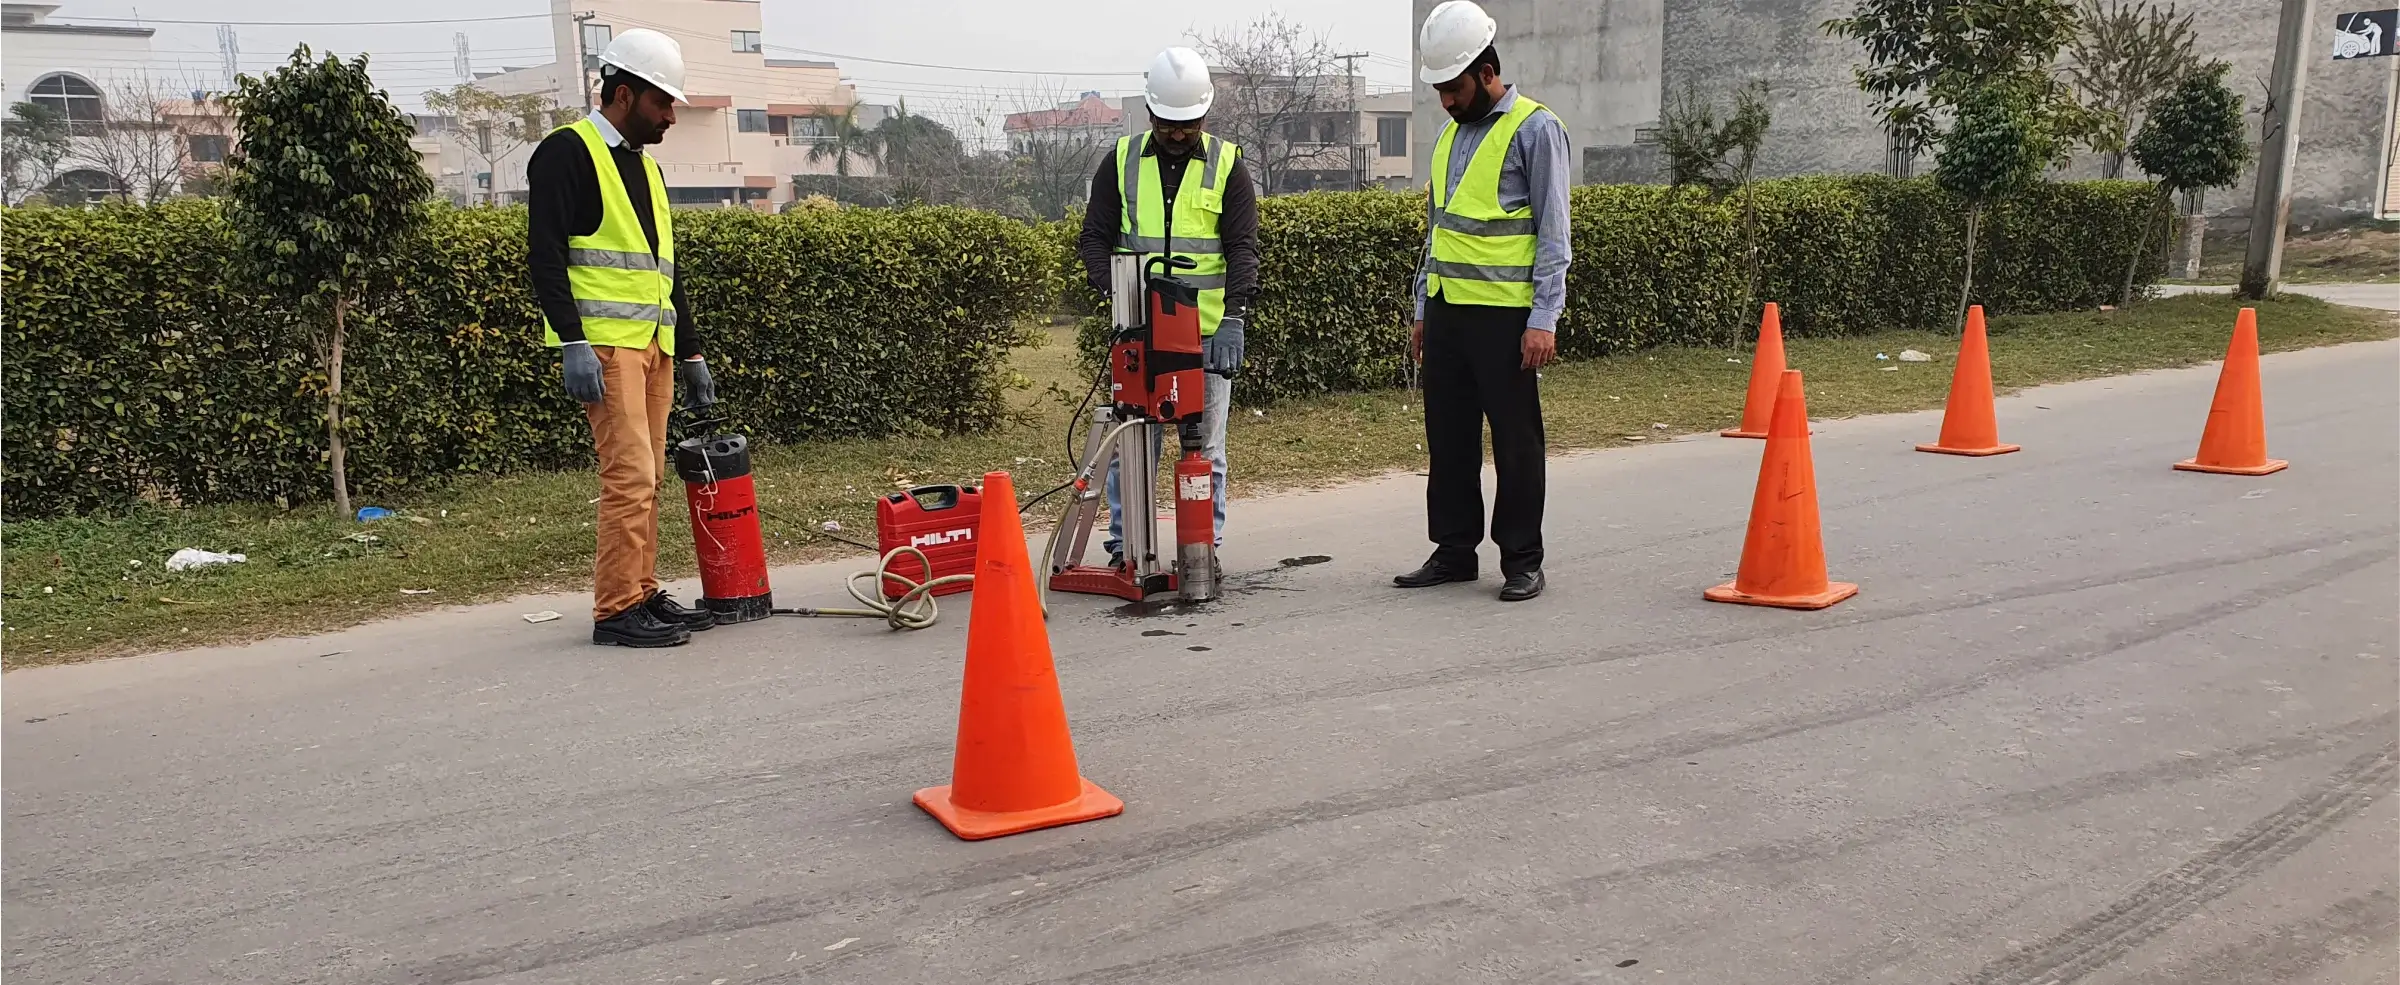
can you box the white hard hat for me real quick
[599,27,687,104]
[1418,0,1498,84]
[1144,47,1214,122]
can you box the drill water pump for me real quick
[675,405,774,624]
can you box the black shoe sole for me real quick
[1394,571,1479,589]
[593,628,693,648]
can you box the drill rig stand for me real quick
[1048,254,1221,604]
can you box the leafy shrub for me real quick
[1072,175,2167,403]
[3,201,1052,518]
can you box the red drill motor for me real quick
[674,406,773,624]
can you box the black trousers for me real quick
[1421,294,1546,577]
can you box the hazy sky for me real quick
[49,1,1416,136]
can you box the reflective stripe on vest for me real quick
[541,118,678,354]
[1426,95,1548,309]
[1116,131,1241,336]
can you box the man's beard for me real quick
[1446,85,1496,122]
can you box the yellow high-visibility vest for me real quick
[540,117,678,354]
[1425,95,1551,308]
[1115,131,1242,336]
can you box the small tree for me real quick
[2065,0,2200,178]
[1936,79,2062,321]
[2126,61,2249,299]
[422,83,571,205]
[223,47,432,517]
[1825,0,2092,159]
[1659,81,1774,306]
[1,102,70,205]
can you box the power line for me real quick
[61,12,551,27]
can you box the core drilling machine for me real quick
[1047,253,1220,604]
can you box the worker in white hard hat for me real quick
[1077,46,1260,566]
[1393,0,1573,604]
[526,26,719,648]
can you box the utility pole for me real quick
[572,11,597,111]
[1334,52,1367,190]
[2240,0,2317,300]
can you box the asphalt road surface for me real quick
[7,339,2396,985]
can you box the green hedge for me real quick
[9,175,2166,518]
[3,201,1052,518]
[1070,175,2171,402]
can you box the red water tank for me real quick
[876,484,983,602]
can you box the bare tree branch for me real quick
[1191,14,1347,195]
[1005,80,1115,220]
[2064,0,2200,177]
[78,75,198,203]
[422,82,573,205]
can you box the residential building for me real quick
[442,0,881,209]
[1004,91,1121,155]
[1115,79,1415,195]
[1413,0,2398,225]
[1,2,225,202]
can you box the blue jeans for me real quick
[1107,372,1231,555]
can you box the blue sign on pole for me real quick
[2334,9,2399,58]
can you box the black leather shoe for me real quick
[593,605,692,648]
[643,589,717,631]
[1394,562,1478,588]
[1499,571,1545,602]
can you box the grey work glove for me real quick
[560,340,605,405]
[1205,316,1246,378]
[677,355,716,410]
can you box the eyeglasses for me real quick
[1153,121,1204,137]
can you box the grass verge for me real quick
[5,293,2390,667]
[2171,222,2398,285]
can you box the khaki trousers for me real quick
[584,339,676,621]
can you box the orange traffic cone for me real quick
[1706,370,1858,610]
[2176,307,2287,476]
[914,471,1123,840]
[1916,305,2020,456]
[1722,302,1788,439]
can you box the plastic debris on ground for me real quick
[355,506,392,522]
[522,611,562,624]
[1899,349,1935,362]
[166,549,247,572]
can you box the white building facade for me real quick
[429,0,878,210]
